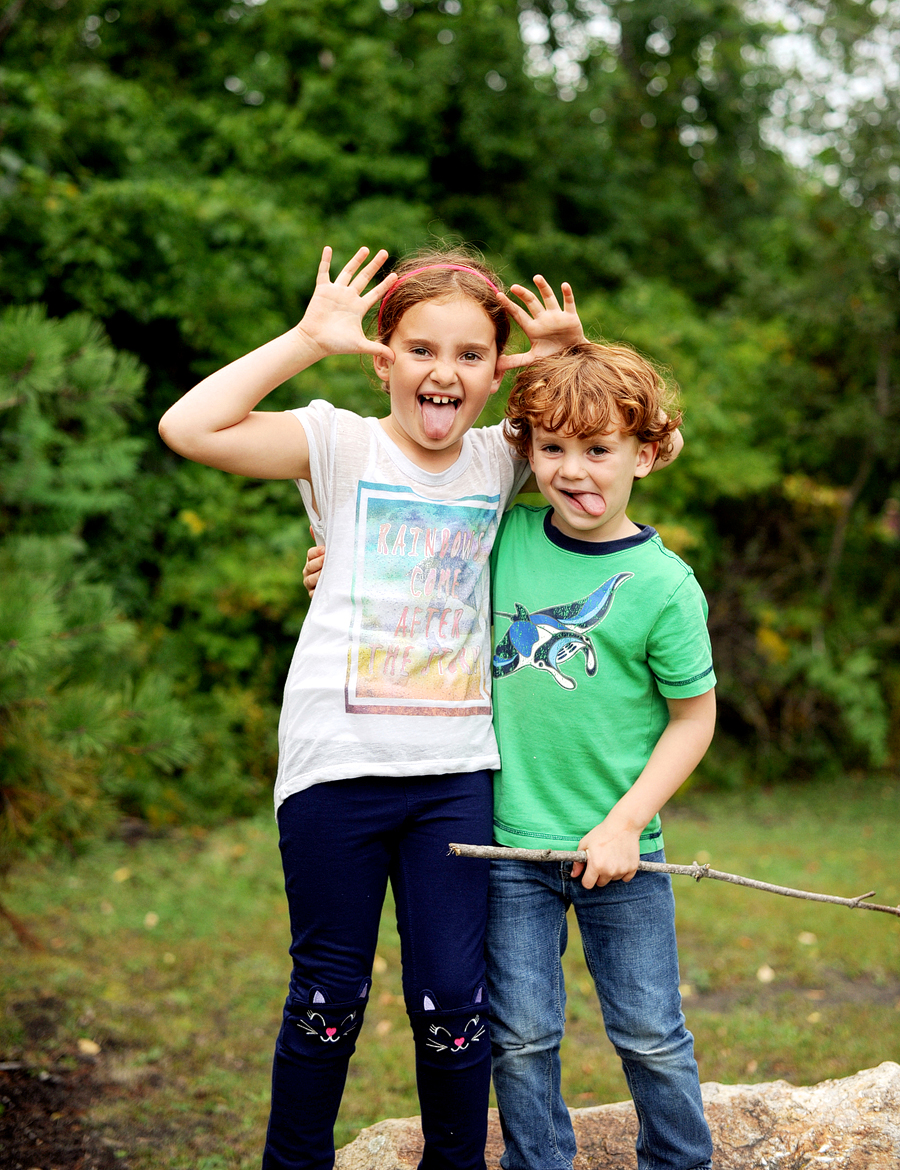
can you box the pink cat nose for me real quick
[326,1028,336,1037]
[454,1038,464,1047]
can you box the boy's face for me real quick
[528,419,657,543]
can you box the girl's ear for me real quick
[489,358,504,395]
[633,439,659,479]
[372,350,393,385]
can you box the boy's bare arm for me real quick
[574,688,716,889]
[158,247,396,481]
[302,538,326,595]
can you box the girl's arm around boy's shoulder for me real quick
[158,247,397,482]
[653,425,683,470]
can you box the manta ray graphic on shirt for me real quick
[492,573,633,690]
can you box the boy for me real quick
[487,342,715,1170]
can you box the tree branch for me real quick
[448,844,900,918]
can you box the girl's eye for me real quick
[461,351,482,362]
[411,347,431,356]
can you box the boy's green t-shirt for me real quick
[490,505,716,852]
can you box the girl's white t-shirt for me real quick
[273,400,529,811]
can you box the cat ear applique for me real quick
[422,985,484,1012]
[308,979,370,1007]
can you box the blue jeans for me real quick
[264,772,494,1170]
[486,852,712,1170]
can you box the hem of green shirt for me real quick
[493,820,664,855]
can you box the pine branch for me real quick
[0,896,45,950]
[448,844,900,918]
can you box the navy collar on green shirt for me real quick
[542,508,657,556]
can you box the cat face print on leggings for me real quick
[295,980,369,1043]
[423,987,486,1054]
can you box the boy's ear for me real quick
[633,440,658,479]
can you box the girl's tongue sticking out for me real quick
[420,394,459,440]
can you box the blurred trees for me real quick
[0,308,197,894]
[0,0,897,857]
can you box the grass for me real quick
[2,776,899,1166]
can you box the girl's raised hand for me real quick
[496,276,586,373]
[296,246,398,363]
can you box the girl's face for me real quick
[373,296,503,472]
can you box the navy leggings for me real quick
[263,771,494,1170]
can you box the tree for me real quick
[1,0,897,797]
[0,306,199,940]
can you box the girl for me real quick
[158,245,584,1170]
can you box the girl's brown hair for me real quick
[504,343,681,461]
[375,246,510,352]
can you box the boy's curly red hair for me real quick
[503,342,681,461]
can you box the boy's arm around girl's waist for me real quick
[572,686,716,889]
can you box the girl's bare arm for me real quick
[158,247,397,481]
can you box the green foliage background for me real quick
[1,0,898,865]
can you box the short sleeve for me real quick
[288,400,336,542]
[490,508,514,584]
[647,573,716,699]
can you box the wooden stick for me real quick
[448,844,900,919]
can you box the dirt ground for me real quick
[0,1061,124,1170]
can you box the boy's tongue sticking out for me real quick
[420,394,459,440]
[567,491,606,517]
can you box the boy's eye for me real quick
[589,446,609,456]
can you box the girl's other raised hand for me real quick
[296,246,398,364]
[496,276,586,373]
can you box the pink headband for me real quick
[377,264,503,332]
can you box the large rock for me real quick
[334,1061,900,1170]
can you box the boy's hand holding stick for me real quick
[449,844,900,918]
